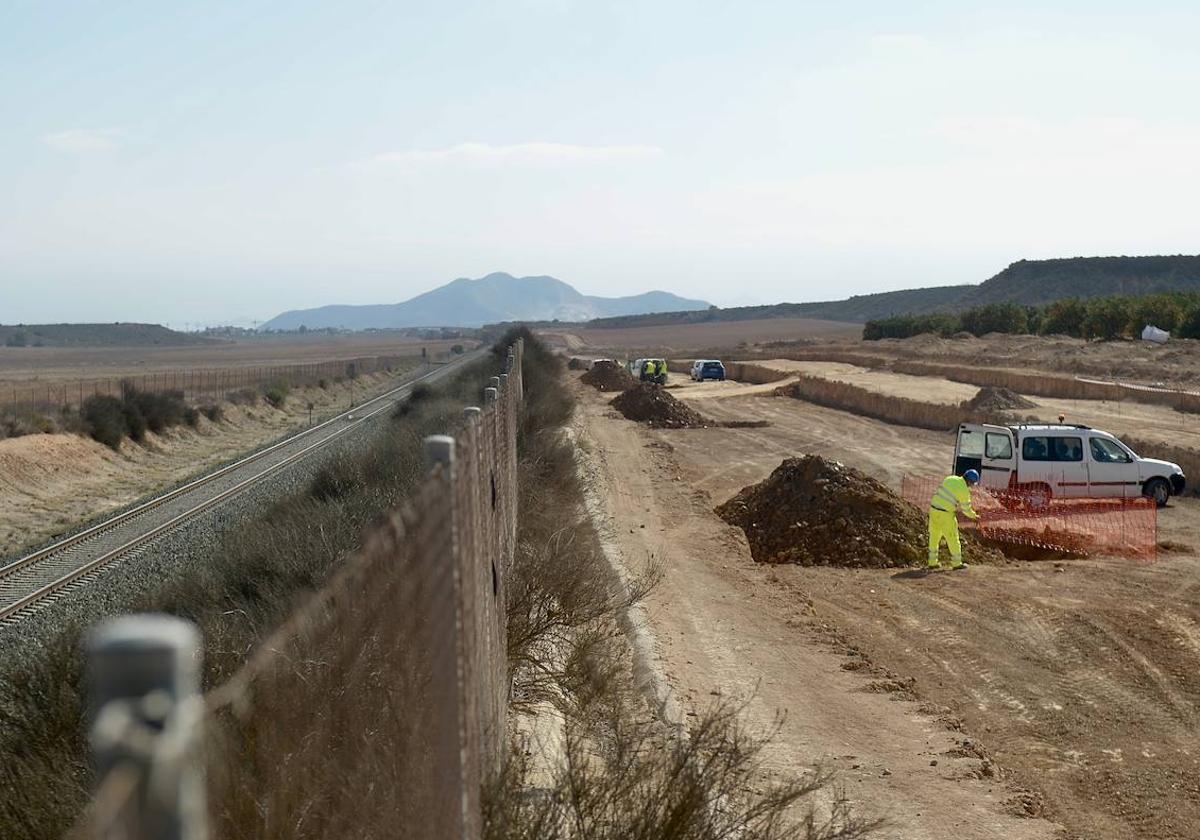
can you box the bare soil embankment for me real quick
[0,371,410,558]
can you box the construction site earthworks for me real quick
[562,329,1200,840]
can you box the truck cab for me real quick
[954,423,1185,507]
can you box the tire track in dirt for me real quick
[641,378,1200,839]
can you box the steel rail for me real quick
[0,352,478,622]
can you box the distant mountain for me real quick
[0,323,214,348]
[260,273,711,331]
[586,255,1200,328]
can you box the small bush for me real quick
[121,402,147,441]
[201,404,224,423]
[79,387,194,448]
[228,387,260,406]
[127,388,186,434]
[394,382,435,419]
[183,406,200,427]
[318,378,329,389]
[263,381,290,408]
[81,395,128,449]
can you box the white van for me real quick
[954,423,1185,507]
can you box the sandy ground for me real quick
[573,373,1200,839]
[749,359,1200,452]
[0,369,414,558]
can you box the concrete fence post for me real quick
[424,434,456,471]
[463,406,482,422]
[87,614,206,840]
[489,375,502,394]
[499,374,509,393]
[484,387,498,403]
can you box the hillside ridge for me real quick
[0,323,213,348]
[261,272,711,330]
[586,254,1200,328]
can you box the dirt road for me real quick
[573,374,1200,839]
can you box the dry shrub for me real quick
[486,701,879,840]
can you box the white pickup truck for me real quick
[954,423,1186,507]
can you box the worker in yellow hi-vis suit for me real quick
[928,470,979,571]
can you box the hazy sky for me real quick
[4,1,1200,326]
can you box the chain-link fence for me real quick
[901,474,1157,560]
[71,340,523,840]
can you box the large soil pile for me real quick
[581,360,637,392]
[610,383,711,428]
[716,455,1004,568]
[962,386,1037,413]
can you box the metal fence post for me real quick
[87,614,206,840]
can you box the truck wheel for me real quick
[1143,477,1170,508]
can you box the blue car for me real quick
[691,360,726,381]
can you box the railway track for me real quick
[0,354,478,624]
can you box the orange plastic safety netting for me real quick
[900,475,1157,561]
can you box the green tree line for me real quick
[863,292,1200,341]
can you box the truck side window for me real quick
[985,433,1012,459]
[1090,437,1132,463]
[958,430,984,458]
[1022,436,1050,461]
[1052,437,1083,462]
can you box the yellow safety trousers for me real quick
[928,508,963,568]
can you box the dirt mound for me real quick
[610,383,711,428]
[716,455,1005,568]
[581,360,637,392]
[962,386,1036,412]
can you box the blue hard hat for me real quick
[963,469,980,484]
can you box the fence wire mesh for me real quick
[901,474,1157,561]
[72,340,524,840]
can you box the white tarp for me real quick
[1141,324,1170,344]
